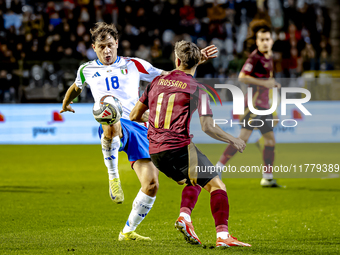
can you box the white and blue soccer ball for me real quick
[93,95,123,125]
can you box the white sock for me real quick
[180,212,191,222]
[216,161,224,179]
[101,135,120,179]
[216,161,224,168]
[217,231,229,239]
[262,173,273,179]
[122,189,156,233]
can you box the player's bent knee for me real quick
[216,179,226,191]
[204,176,226,193]
[209,185,226,194]
[264,139,275,147]
[143,180,159,197]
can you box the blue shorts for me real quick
[98,118,150,167]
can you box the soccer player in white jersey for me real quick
[60,22,218,241]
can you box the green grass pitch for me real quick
[0,143,339,254]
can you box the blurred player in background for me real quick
[215,21,282,187]
[130,41,251,247]
[255,88,280,152]
[60,22,218,241]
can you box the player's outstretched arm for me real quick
[130,101,149,123]
[60,83,82,113]
[160,45,218,75]
[200,116,246,153]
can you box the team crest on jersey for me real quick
[244,63,253,72]
[120,65,128,75]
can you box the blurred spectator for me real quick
[11,0,22,14]
[79,6,90,23]
[207,1,227,40]
[319,49,334,71]
[0,70,11,103]
[102,0,118,24]
[120,40,132,57]
[301,38,316,71]
[135,45,151,63]
[151,38,162,61]
[267,0,283,30]
[161,1,181,34]
[3,8,22,31]
[76,41,87,58]
[179,0,198,35]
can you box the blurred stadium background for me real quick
[0,0,339,103]
[1,1,340,254]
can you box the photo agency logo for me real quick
[201,85,312,128]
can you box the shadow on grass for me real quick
[0,186,48,193]
[276,186,340,192]
[309,189,340,192]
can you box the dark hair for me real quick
[256,27,271,38]
[90,22,118,43]
[244,19,271,52]
[174,40,201,69]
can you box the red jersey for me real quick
[139,70,213,154]
[241,49,273,109]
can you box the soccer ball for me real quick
[93,95,123,125]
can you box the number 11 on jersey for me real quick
[154,93,176,129]
[105,76,120,91]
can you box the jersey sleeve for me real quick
[131,57,163,82]
[139,83,151,108]
[74,63,88,89]
[198,86,213,117]
[241,54,259,76]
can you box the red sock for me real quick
[180,185,202,215]
[210,189,229,232]
[219,145,238,165]
[263,146,275,174]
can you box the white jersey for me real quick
[75,56,163,119]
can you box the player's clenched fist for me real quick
[264,79,281,89]
[274,81,281,89]
[231,138,246,153]
[264,79,276,89]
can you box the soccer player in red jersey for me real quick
[130,41,251,247]
[215,23,281,187]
